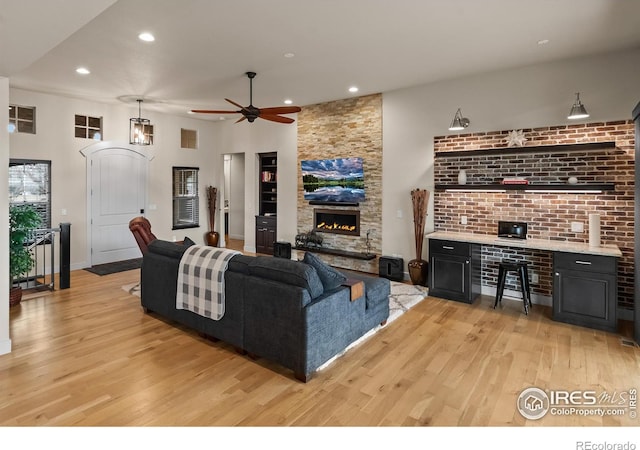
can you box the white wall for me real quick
[8,88,220,269]
[213,118,297,253]
[382,48,640,266]
[1,77,10,355]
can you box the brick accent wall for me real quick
[297,94,382,273]
[433,121,635,309]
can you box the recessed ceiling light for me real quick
[76,67,90,75]
[284,52,295,58]
[537,39,550,45]
[284,99,293,105]
[348,86,359,93]
[138,32,155,42]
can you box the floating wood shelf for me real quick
[434,141,617,159]
[435,183,615,192]
[293,246,376,260]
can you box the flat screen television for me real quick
[301,157,365,203]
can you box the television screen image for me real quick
[301,157,365,203]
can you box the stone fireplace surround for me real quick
[297,94,382,274]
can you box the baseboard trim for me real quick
[0,338,12,356]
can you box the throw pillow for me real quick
[183,236,196,247]
[303,252,347,291]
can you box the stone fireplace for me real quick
[297,94,382,273]
[313,209,360,236]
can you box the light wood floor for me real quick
[1,264,639,426]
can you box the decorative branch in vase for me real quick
[408,188,429,286]
[205,186,219,246]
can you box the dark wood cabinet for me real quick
[255,216,276,255]
[553,252,617,332]
[428,239,481,304]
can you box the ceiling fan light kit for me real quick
[191,72,302,124]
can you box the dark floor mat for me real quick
[85,258,142,276]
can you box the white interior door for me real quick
[90,147,147,265]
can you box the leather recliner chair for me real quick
[129,216,157,255]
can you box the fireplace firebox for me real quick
[313,209,360,236]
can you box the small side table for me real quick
[342,279,365,301]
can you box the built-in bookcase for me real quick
[259,152,277,216]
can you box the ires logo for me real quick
[517,387,637,420]
[517,387,549,420]
[549,390,598,405]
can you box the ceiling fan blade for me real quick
[259,114,295,124]
[259,106,302,115]
[191,109,240,114]
[225,98,245,109]
[235,116,247,123]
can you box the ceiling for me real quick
[3,0,640,119]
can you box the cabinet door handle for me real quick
[442,245,454,250]
[575,260,592,265]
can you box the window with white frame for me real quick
[8,105,36,134]
[9,159,51,228]
[172,167,199,229]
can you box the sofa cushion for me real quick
[338,271,390,310]
[303,252,347,291]
[248,256,324,299]
[148,239,190,259]
[183,236,196,247]
[227,254,253,274]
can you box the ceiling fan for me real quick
[191,71,301,124]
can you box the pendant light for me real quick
[130,99,152,145]
[448,108,470,131]
[567,93,590,120]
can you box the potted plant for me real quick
[9,205,41,306]
[205,186,219,246]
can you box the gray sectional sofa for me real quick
[140,240,390,381]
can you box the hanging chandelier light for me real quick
[130,99,152,145]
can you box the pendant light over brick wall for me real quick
[567,92,590,120]
[448,108,470,131]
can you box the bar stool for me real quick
[494,260,532,314]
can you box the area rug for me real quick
[317,281,428,371]
[122,280,427,313]
[121,280,429,371]
[122,282,141,296]
[86,258,142,276]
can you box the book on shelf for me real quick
[501,177,529,185]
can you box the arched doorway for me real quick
[81,141,152,265]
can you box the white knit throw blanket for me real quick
[176,245,240,320]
